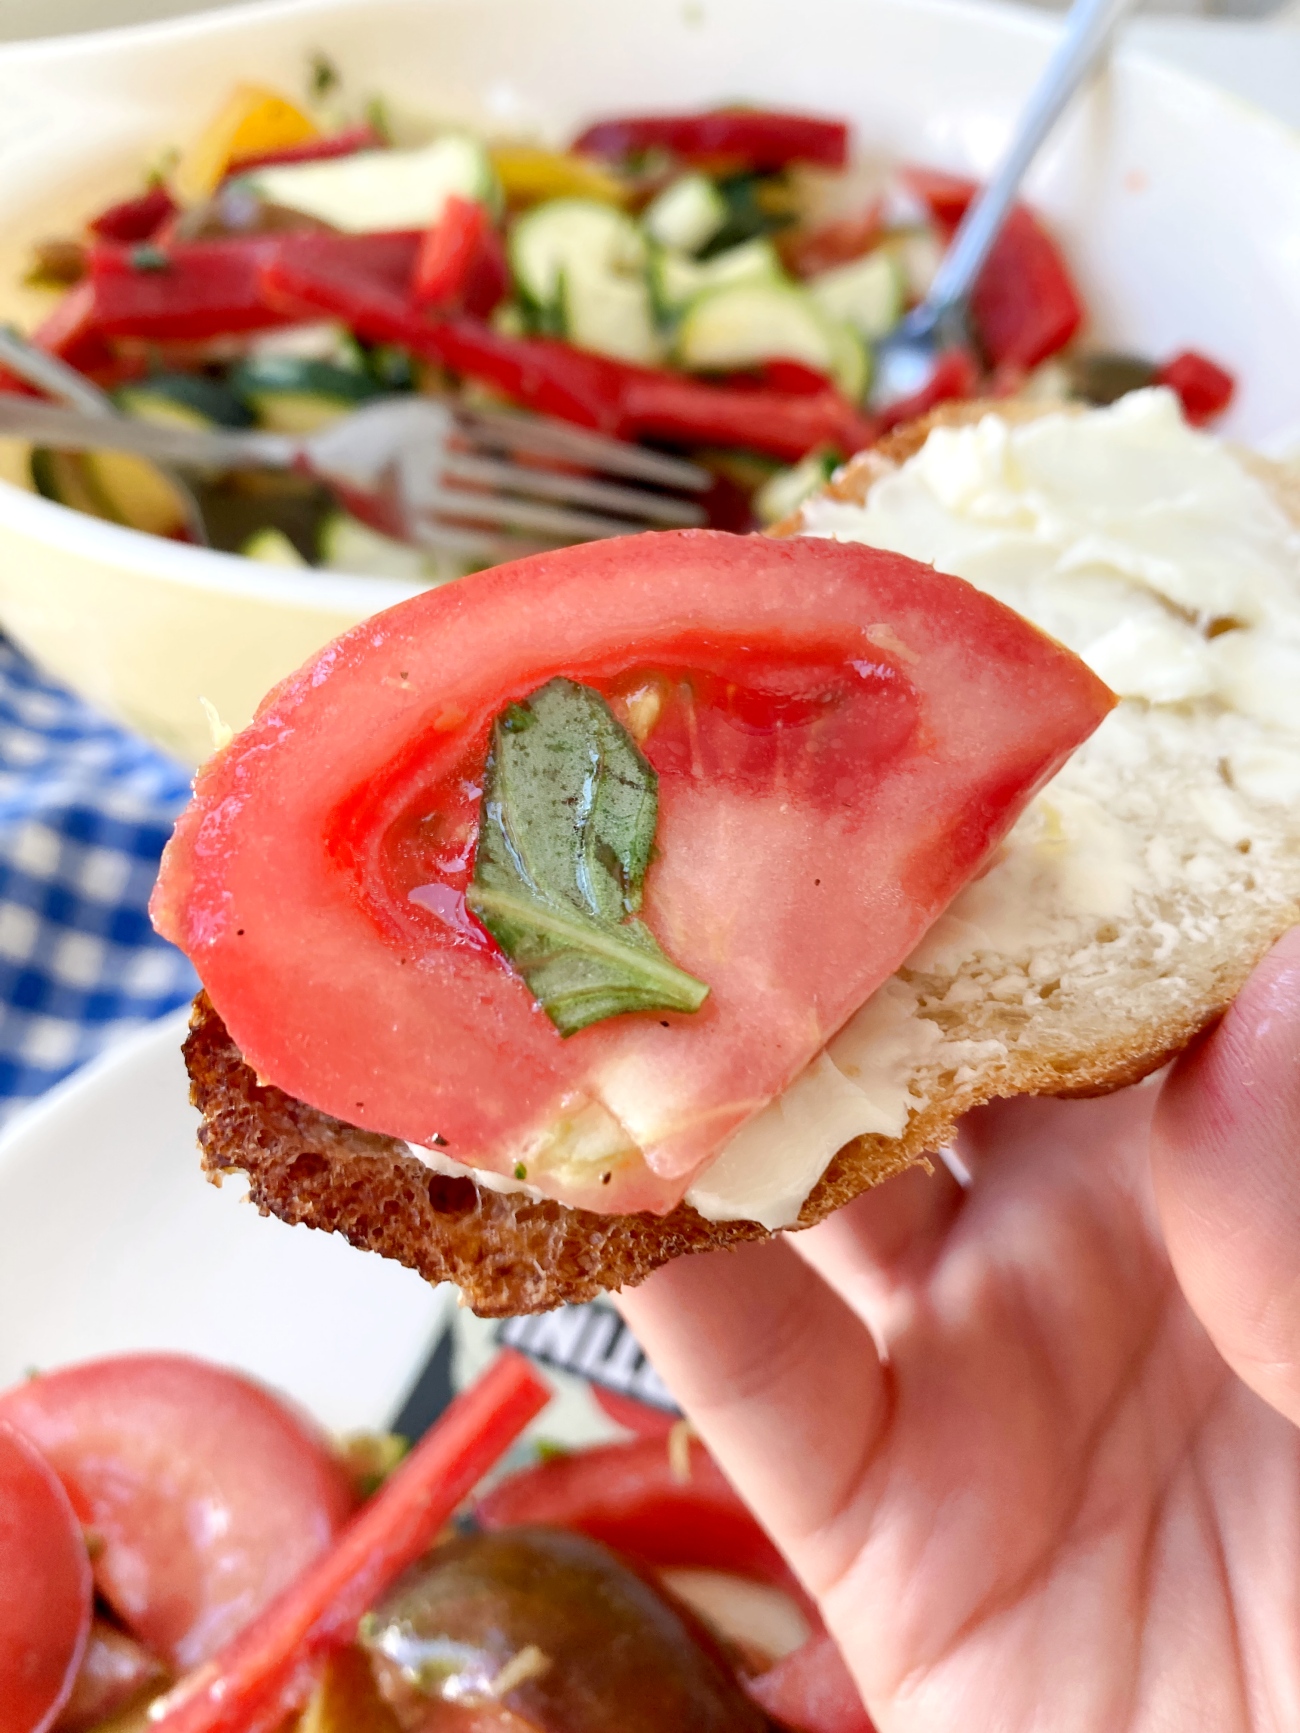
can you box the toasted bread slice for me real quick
[186,398,1300,1315]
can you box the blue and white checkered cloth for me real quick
[0,638,198,1124]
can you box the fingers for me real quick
[786,1161,965,1343]
[1151,925,1300,1427]
[619,1235,888,1594]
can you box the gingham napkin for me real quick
[0,638,197,1123]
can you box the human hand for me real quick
[621,928,1300,1732]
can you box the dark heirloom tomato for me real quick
[152,531,1113,1215]
[0,1424,92,1733]
[0,1355,354,1671]
[359,1526,767,1733]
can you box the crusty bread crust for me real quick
[188,976,1192,1317]
[185,398,1300,1315]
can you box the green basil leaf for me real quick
[466,677,709,1036]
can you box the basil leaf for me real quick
[466,677,709,1036]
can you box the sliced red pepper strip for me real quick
[901,167,1083,371]
[620,373,878,463]
[88,185,177,243]
[148,1351,549,1733]
[877,346,981,432]
[1155,349,1235,426]
[971,205,1083,371]
[263,238,878,458]
[747,1632,876,1733]
[29,279,121,379]
[226,122,385,178]
[411,195,509,318]
[88,237,295,341]
[573,109,849,171]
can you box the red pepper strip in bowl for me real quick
[901,168,1083,371]
[226,121,386,178]
[877,346,981,432]
[88,237,296,341]
[619,372,877,462]
[88,185,178,243]
[747,1632,877,1733]
[1155,349,1235,426]
[573,109,849,171]
[28,279,120,378]
[412,194,510,318]
[148,1351,549,1733]
[262,238,879,459]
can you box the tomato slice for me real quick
[476,1433,803,1599]
[0,1423,92,1733]
[152,530,1112,1214]
[0,1355,354,1673]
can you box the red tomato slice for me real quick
[152,531,1112,1214]
[0,1423,92,1733]
[0,1355,354,1673]
[747,1632,876,1733]
[477,1434,803,1601]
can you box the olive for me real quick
[358,1525,769,1733]
[1064,350,1157,406]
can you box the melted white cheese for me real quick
[414,392,1300,1229]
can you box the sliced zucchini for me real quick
[319,511,441,581]
[31,446,189,537]
[648,236,782,319]
[117,373,252,431]
[31,448,112,520]
[241,526,308,566]
[825,319,870,403]
[675,280,833,376]
[882,226,942,301]
[807,249,905,342]
[230,357,384,433]
[642,173,727,255]
[558,265,663,365]
[243,134,501,232]
[509,198,645,312]
[754,448,840,526]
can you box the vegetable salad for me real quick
[9,68,1235,582]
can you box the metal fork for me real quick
[0,391,710,562]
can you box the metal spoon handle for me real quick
[925,0,1138,321]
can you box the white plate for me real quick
[0,0,1297,762]
[0,1009,449,1433]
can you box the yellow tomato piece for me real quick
[173,84,319,204]
[491,145,628,207]
[297,1648,401,1733]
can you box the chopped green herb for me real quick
[364,94,393,146]
[129,244,171,274]
[467,678,709,1036]
[513,1162,528,1180]
[308,50,341,99]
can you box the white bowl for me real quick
[0,0,1298,766]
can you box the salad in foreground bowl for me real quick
[8,66,1233,581]
[0,1347,872,1733]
